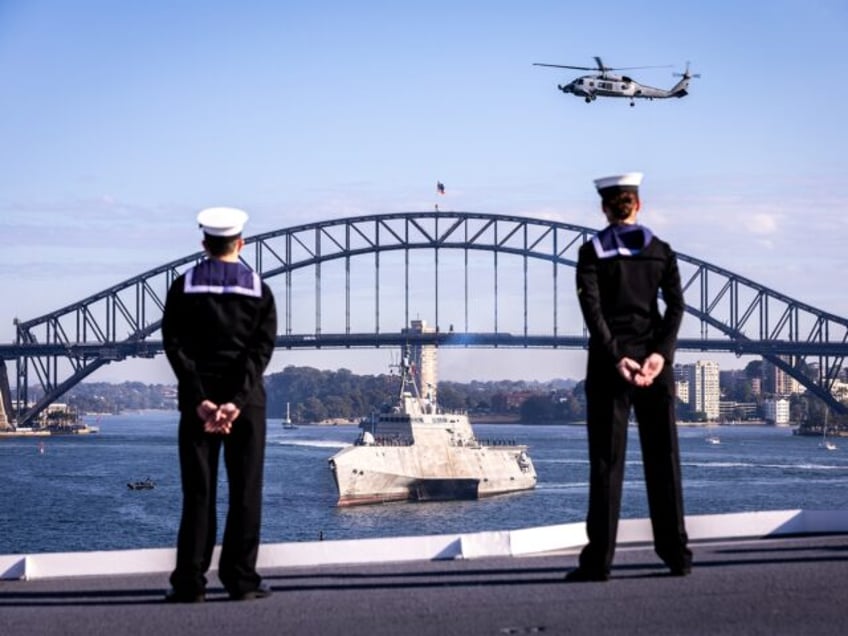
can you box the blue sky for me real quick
[1,0,846,383]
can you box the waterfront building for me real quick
[675,380,689,405]
[763,397,791,426]
[763,357,803,396]
[718,400,759,421]
[673,365,689,403]
[686,360,720,421]
[830,379,848,402]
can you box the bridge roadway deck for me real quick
[1,533,846,636]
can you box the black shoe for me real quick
[669,565,692,577]
[564,567,609,583]
[164,588,205,603]
[229,582,273,601]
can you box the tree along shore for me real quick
[26,363,847,431]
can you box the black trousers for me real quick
[579,359,690,574]
[170,403,266,596]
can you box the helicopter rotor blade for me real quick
[533,61,673,72]
[533,63,596,71]
[606,64,674,71]
[593,56,671,72]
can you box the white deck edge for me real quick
[2,509,846,580]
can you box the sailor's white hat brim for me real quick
[594,172,643,192]
[197,207,249,237]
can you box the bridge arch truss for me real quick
[4,212,848,425]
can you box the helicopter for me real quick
[533,56,699,106]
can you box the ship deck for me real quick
[2,511,847,635]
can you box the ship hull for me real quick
[329,443,537,507]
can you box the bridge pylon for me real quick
[0,362,13,431]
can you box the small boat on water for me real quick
[328,348,537,506]
[818,412,837,451]
[820,426,837,451]
[127,478,155,490]
[281,402,298,429]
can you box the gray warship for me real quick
[328,329,537,506]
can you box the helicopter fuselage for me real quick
[560,73,686,103]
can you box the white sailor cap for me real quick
[196,207,248,237]
[594,172,643,195]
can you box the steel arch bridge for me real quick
[2,211,847,427]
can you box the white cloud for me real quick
[744,212,779,235]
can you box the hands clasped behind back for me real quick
[196,400,242,435]
[616,353,665,388]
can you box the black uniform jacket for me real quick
[162,258,277,412]
[576,226,684,366]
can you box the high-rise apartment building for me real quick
[686,360,720,421]
[763,357,803,396]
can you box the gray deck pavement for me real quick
[1,533,846,636]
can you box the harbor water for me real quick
[2,411,847,556]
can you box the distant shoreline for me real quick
[469,414,522,424]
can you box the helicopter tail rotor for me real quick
[673,61,701,80]
[669,61,699,98]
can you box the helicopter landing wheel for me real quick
[585,97,591,103]
[630,101,635,107]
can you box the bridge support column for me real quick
[0,362,12,430]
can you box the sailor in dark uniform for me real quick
[162,207,277,602]
[567,173,691,582]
